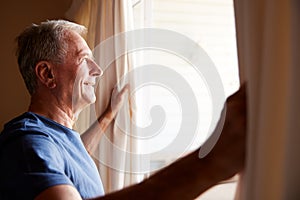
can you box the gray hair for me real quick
[16,19,87,95]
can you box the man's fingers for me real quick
[112,84,129,97]
[119,84,130,96]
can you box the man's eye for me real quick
[79,55,94,64]
[79,57,87,63]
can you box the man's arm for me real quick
[98,84,247,199]
[35,85,246,200]
[80,85,129,154]
[35,185,82,200]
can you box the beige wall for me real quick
[0,0,72,129]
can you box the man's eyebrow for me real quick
[76,49,95,60]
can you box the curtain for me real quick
[66,0,143,193]
[234,0,300,199]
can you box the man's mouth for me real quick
[84,82,95,86]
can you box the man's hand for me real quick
[81,84,129,155]
[106,84,130,120]
[203,83,247,181]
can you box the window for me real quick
[132,0,239,198]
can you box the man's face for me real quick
[54,30,102,113]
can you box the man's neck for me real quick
[28,93,76,129]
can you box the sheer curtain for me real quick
[234,0,300,199]
[66,0,143,193]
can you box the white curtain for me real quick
[234,0,300,199]
[66,0,143,193]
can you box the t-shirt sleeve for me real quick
[0,132,73,199]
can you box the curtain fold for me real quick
[234,0,300,199]
[66,0,142,193]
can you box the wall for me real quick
[0,0,72,129]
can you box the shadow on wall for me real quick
[0,0,72,129]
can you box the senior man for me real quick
[0,20,247,200]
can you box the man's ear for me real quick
[35,61,56,89]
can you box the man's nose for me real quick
[90,60,103,77]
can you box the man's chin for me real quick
[84,96,96,106]
[90,97,96,104]
[73,96,96,112]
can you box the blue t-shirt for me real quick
[0,112,104,199]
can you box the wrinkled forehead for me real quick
[64,30,93,58]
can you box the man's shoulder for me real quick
[0,113,64,169]
[2,112,51,132]
[0,112,52,147]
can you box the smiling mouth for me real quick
[84,82,95,86]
